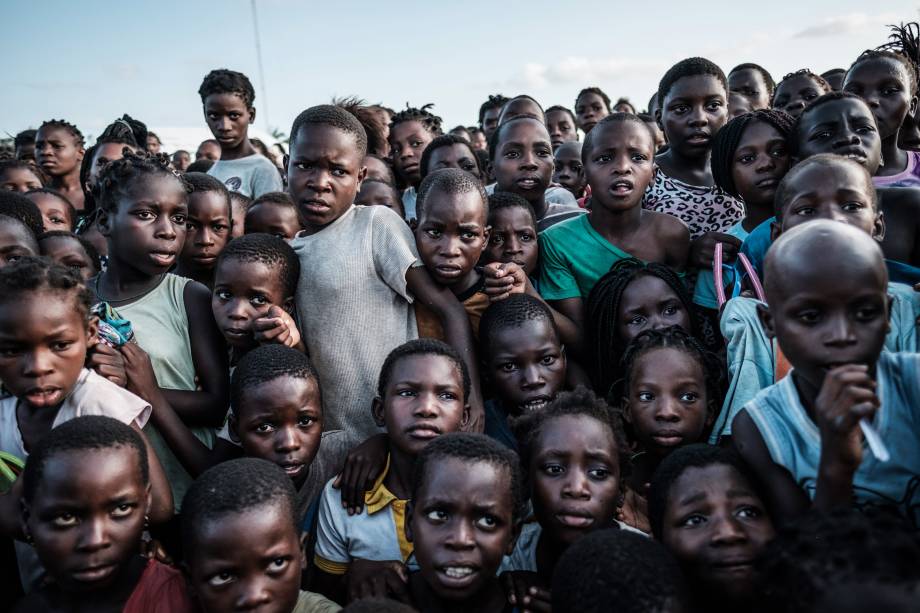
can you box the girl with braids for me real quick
[91,150,229,507]
[34,119,85,211]
[613,326,723,533]
[387,104,443,220]
[771,69,831,118]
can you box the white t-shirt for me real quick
[207,153,284,198]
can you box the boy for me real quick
[287,105,481,438]
[245,191,304,239]
[198,69,283,198]
[552,141,586,199]
[414,168,490,339]
[733,221,920,524]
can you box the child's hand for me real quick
[333,434,388,515]
[502,571,552,613]
[87,341,128,388]
[345,559,409,603]
[690,231,742,269]
[121,343,162,403]
[483,262,527,302]
[252,306,302,349]
[814,364,879,471]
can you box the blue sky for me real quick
[3,0,918,147]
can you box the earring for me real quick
[144,515,150,530]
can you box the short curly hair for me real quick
[216,233,300,298]
[288,104,368,156]
[229,344,319,416]
[376,338,470,402]
[198,68,256,107]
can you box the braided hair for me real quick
[38,119,84,146]
[710,109,795,198]
[479,94,510,126]
[389,104,443,137]
[334,96,390,157]
[847,22,920,97]
[773,69,831,105]
[80,115,148,214]
[96,150,188,213]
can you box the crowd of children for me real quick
[2,19,920,613]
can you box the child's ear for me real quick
[620,396,633,425]
[372,396,386,428]
[756,303,776,339]
[460,402,472,431]
[97,209,112,237]
[911,95,918,117]
[144,483,153,518]
[769,219,782,243]
[482,224,491,243]
[298,532,308,571]
[873,211,886,242]
[282,297,295,315]
[283,153,290,172]
[248,106,256,125]
[227,414,242,443]
[86,316,99,345]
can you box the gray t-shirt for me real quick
[207,153,283,198]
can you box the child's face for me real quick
[0,288,93,410]
[585,121,656,213]
[23,447,149,592]
[844,57,916,141]
[500,98,543,123]
[373,354,470,457]
[196,140,221,161]
[146,135,161,154]
[355,182,405,218]
[0,219,38,266]
[203,93,254,150]
[363,155,393,183]
[624,347,710,459]
[231,375,323,488]
[100,176,189,275]
[0,167,43,193]
[287,124,366,232]
[390,120,434,186]
[530,414,621,547]
[180,191,232,272]
[553,142,586,198]
[486,319,565,415]
[796,98,882,173]
[35,126,84,178]
[188,504,303,613]
[26,192,73,231]
[730,120,791,208]
[492,120,554,203]
[40,236,96,281]
[484,206,538,275]
[426,144,481,181]
[728,92,753,118]
[899,105,920,151]
[229,197,247,238]
[546,110,578,149]
[659,75,728,158]
[482,107,504,140]
[88,143,132,190]
[777,163,881,238]
[415,188,489,290]
[470,130,488,152]
[661,463,774,599]
[728,68,772,110]
[212,258,290,349]
[244,203,302,239]
[408,457,516,600]
[644,119,667,150]
[772,74,824,118]
[173,151,191,172]
[575,93,610,134]
[616,275,691,346]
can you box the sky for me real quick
[3,0,919,148]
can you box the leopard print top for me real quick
[642,168,744,240]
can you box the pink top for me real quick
[872,150,920,188]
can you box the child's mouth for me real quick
[278,461,305,477]
[71,561,117,583]
[609,180,634,195]
[149,251,175,267]
[516,177,541,190]
[437,564,479,588]
[25,386,63,407]
[518,395,551,412]
[555,512,594,528]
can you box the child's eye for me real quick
[268,557,289,573]
[499,361,518,373]
[572,163,583,173]
[793,206,816,216]
[461,162,477,172]
[53,513,78,527]
[50,216,66,224]
[540,355,557,366]
[680,514,706,527]
[250,295,268,306]
[229,113,241,120]
[297,415,316,427]
[672,104,689,114]
[541,463,564,476]
[504,151,520,159]
[0,346,20,357]
[425,229,442,239]
[51,341,73,352]
[438,391,458,401]
[637,391,654,402]
[841,202,866,212]
[882,86,901,96]
[215,289,231,301]
[490,234,505,245]
[476,515,498,529]
[172,214,187,225]
[737,153,755,165]
[737,505,762,519]
[461,231,477,240]
[294,162,311,171]
[856,306,881,320]
[208,572,234,587]
[411,140,423,148]
[519,232,534,242]
[663,303,681,316]
[680,392,699,403]
[537,148,553,157]
[331,168,346,177]
[803,92,818,101]
[705,101,723,112]
[136,211,155,220]
[855,125,875,135]
[810,130,831,141]
[112,503,135,517]
[213,223,229,232]
[588,468,610,480]
[397,389,417,397]
[630,154,648,162]
[426,509,448,522]
[628,315,647,326]
[594,154,611,164]
[796,310,821,324]
[770,145,788,158]
[255,423,274,433]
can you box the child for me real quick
[312,339,471,602]
[14,128,36,163]
[484,192,539,277]
[175,172,232,288]
[196,138,221,161]
[355,178,405,219]
[244,191,303,239]
[771,69,831,118]
[0,190,45,238]
[479,94,510,140]
[0,159,44,193]
[287,105,480,438]
[574,87,611,134]
[198,69,284,198]
[822,68,847,91]
[728,63,775,111]
[363,153,397,184]
[614,328,722,533]
[414,168,491,339]
[497,94,546,123]
[24,188,75,231]
[614,97,637,115]
[0,212,39,267]
[92,151,229,505]
[469,127,488,152]
[172,149,191,172]
[16,416,193,612]
[540,114,689,332]
[228,190,250,237]
[732,221,920,523]
[419,134,483,182]
[34,119,85,211]
[407,433,524,613]
[552,140,586,199]
[182,458,341,613]
[545,105,579,148]
[648,444,775,613]
[146,132,162,154]
[38,231,100,280]
[388,105,443,220]
[636,112,667,151]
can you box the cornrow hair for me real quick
[545,105,577,125]
[230,344,319,415]
[657,57,727,105]
[0,256,92,321]
[773,154,877,219]
[773,69,831,105]
[14,129,36,149]
[0,190,45,239]
[792,91,872,156]
[849,48,918,97]
[97,114,148,151]
[289,104,368,156]
[22,416,149,503]
[27,188,77,230]
[488,115,550,161]
[710,109,795,197]
[729,63,777,98]
[216,233,300,298]
[96,150,188,213]
[418,134,482,181]
[38,230,101,271]
[0,158,46,185]
[582,113,655,158]
[412,432,526,524]
[389,104,444,138]
[487,190,537,228]
[198,68,255,107]
[576,87,612,111]
[181,458,298,548]
[415,167,488,221]
[585,258,698,398]
[38,119,84,147]
[479,94,510,125]
[478,293,559,360]
[377,338,471,402]
[334,96,389,157]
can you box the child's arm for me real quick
[129,423,173,523]
[689,231,742,271]
[251,305,306,352]
[163,281,229,427]
[659,215,691,273]
[333,433,388,515]
[86,342,127,387]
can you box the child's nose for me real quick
[655,397,682,421]
[76,517,111,552]
[236,579,272,609]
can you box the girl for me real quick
[91,151,229,506]
[574,87,611,134]
[418,133,484,182]
[614,327,722,533]
[771,69,831,118]
[34,119,85,211]
[175,172,232,288]
[388,105,443,220]
[497,94,546,124]
[25,188,75,231]
[16,416,195,612]
[38,231,100,280]
[0,159,44,193]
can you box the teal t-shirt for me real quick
[538,214,634,301]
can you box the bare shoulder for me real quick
[645,209,690,238]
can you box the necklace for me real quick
[93,271,164,304]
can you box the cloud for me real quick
[509,56,670,90]
[793,12,901,38]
